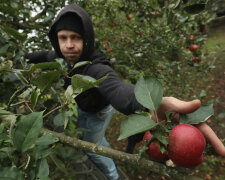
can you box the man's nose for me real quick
[66,39,74,48]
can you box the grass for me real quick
[204,25,225,52]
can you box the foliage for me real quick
[118,76,214,144]
[0,59,108,179]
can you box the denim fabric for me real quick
[78,105,119,180]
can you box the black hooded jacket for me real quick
[25,4,147,115]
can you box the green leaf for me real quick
[0,109,12,115]
[38,177,51,180]
[55,58,68,71]
[134,76,163,111]
[169,0,181,9]
[73,61,91,70]
[118,114,157,140]
[13,111,44,152]
[65,85,76,104]
[0,167,24,180]
[184,3,206,14]
[38,158,49,178]
[53,112,65,127]
[0,123,4,133]
[31,91,40,109]
[49,154,67,174]
[71,74,107,95]
[10,2,18,9]
[0,44,9,55]
[0,147,15,154]
[3,26,26,42]
[180,104,214,125]
[64,115,69,130]
[36,134,59,146]
[152,126,168,145]
[0,114,17,127]
[0,60,13,72]
[29,62,61,74]
[0,134,11,143]
[32,71,61,92]
[33,146,52,160]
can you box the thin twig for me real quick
[10,101,27,107]
[43,105,66,119]
[7,86,29,110]
[25,102,33,113]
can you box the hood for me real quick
[48,4,95,62]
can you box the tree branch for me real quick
[40,128,203,180]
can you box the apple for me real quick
[188,35,195,41]
[106,48,113,52]
[154,11,160,17]
[192,57,199,62]
[189,44,198,51]
[139,32,143,36]
[127,14,132,20]
[143,131,169,162]
[168,124,206,168]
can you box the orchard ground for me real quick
[105,23,225,180]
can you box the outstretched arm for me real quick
[24,51,58,63]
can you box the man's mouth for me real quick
[64,53,78,56]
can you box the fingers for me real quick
[176,99,201,114]
[171,112,180,124]
[161,97,201,114]
[155,97,201,122]
[196,122,225,157]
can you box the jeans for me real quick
[78,105,119,180]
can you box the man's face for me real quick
[57,30,83,66]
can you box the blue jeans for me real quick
[78,105,119,180]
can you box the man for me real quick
[25,4,225,180]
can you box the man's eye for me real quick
[59,36,66,40]
[72,36,82,40]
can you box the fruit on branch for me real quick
[168,124,206,168]
[127,14,132,20]
[189,44,198,51]
[188,35,195,41]
[143,131,169,162]
[154,11,160,17]
[192,57,199,62]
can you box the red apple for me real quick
[188,35,195,41]
[154,11,160,17]
[143,131,169,162]
[168,124,206,168]
[192,57,199,62]
[189,44,198,51]
[127,14,132,20]
[139,32,143,36]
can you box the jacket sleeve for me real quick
[86,63,148,115]
[24,51,59,63]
